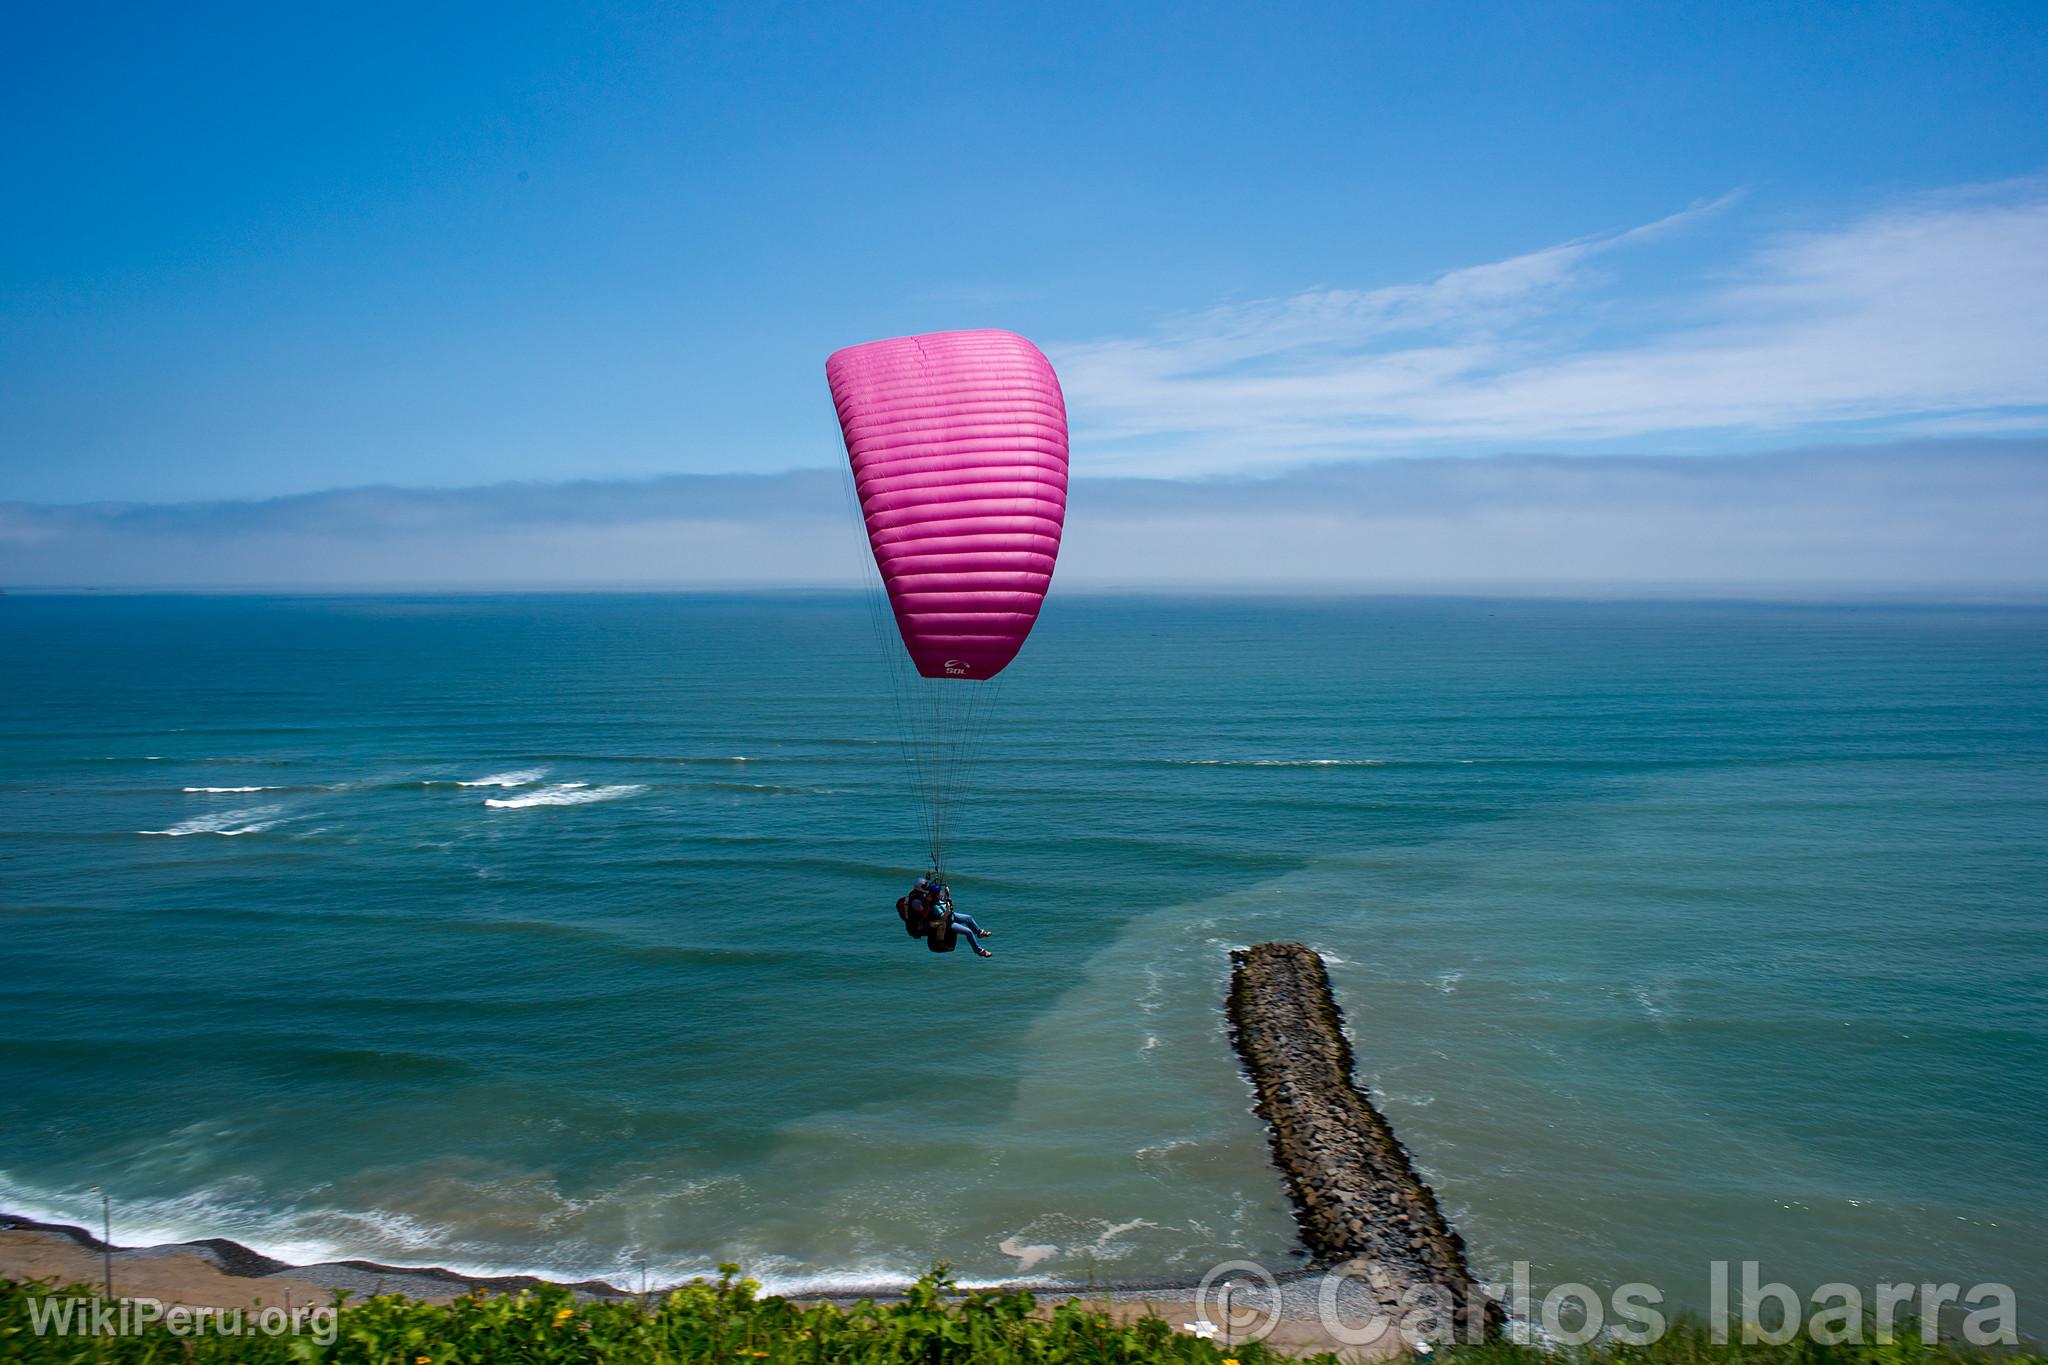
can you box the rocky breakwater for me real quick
[1227,942,1500,1341]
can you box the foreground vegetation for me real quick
[0,1268,2037,1364]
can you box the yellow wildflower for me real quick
[416,1357,431,1364]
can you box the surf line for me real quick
[1226,942,1502,1339]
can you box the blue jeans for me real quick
[948,912,987,947]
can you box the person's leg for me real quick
[950,912,987,936]
[950,921,991,956]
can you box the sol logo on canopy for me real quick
[943,659,972,676]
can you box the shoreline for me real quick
[1,1212,639,1303]
[0,1212,1416,1358]
[0,1210,1331,1303]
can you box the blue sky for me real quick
[5,0,2046,507]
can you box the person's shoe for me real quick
[977,928,994,938]
[973,945,994,958]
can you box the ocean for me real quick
[1,592,2043,1315]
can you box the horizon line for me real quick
[8,581,2047,605]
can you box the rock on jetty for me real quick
[1228,942,1499,1339]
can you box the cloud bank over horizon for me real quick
[4,440,2043,593]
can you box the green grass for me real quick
[1,1268,2037,1364]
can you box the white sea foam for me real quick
[183,785,268,793]
[485,783,645,809]
[456,769,545,788]
[0,1167,925,1294]
[0,1171,466,1276]
[735,1264,933,1295]
[140,806,284,836]
[1134,964,1167,1014]
[1134,1137,1193,1160]
[997,1236,1058,1272]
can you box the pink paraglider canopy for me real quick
[828,329,1069,680]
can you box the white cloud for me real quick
[1052,181,2048,471]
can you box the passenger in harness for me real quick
[927,879,994,958]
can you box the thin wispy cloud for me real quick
[1054,180,2048,472]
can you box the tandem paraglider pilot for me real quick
[897,873,996,958]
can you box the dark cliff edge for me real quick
[1228,941,1501,1339]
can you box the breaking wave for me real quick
[484,783,645,809]
[455,769,546,788]
[1165,758,1385,767]
[140,806,284,837]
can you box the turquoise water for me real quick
[1,593,2043,1314]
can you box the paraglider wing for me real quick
[828,330,1069,680]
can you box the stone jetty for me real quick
[1227,942,1500,1340]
